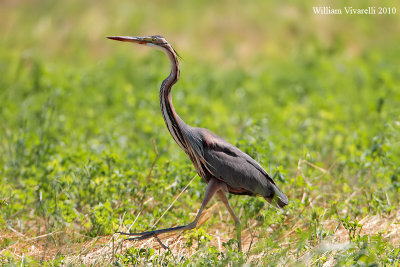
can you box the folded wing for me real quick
[198,129,288,208]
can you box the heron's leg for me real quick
[118,178,223,241]
[216,190,242,252]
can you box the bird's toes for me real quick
[116,231,135,236]
[126,236,145,241]
[122,231,156,241]
[117,230,154,237]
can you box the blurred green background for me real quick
[1,0,400,265]
[2,0,399,62]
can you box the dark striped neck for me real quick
[159,44,188,151]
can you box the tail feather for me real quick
[275,192,288,208]
[266,184,288,208]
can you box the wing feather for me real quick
[198,128,288,207]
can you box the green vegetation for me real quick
[1,0,399,265]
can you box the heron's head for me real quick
[107,35,169,48]
[107,35,181,60]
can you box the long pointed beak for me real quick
[107,36,149,45]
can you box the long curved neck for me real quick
[159,44,188,151]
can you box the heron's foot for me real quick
[117,230,158,241]
[117,225,188,241]
[117,230,170,249]
[154,236,169,250]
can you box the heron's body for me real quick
[108,35,288,251]
[182,125,287,203]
